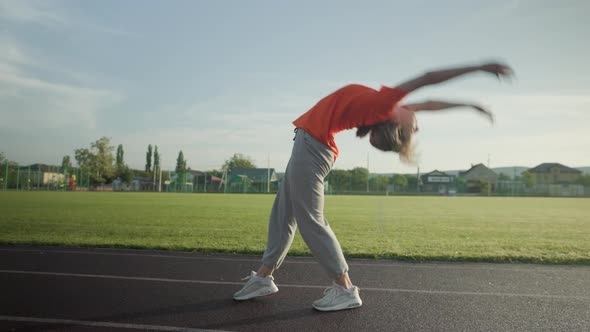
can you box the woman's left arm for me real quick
[403,100,494,124]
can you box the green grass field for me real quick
[0,192,588,264]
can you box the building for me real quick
[459,163,498,193]
[163,170,224,192]
[228,168,278,193]
[526,163,583,196]
[132,176,155,191]
[26,164,65,186]
[527,163,581,185]
[420,170,454,194]
[187,170,223,192]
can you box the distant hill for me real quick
[286,166,590,179]
[491,166,590,176]
[372,165,590,178]
[491,167,530,176]
[436,167,529,177]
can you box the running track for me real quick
[1,246,589,331]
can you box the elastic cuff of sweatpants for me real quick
[329,267,349,280]
[261,258,278,270]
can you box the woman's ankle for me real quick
[256,265,274,277]
[335,272,353,289]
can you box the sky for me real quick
[1,0,589,174]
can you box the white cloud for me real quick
[0,38,34,66]
[115,119,295,171]
[0,61,20,75]
[178,92,314,121]
[328,87,590,173]
[151,87,590,173]
[81,22,140,38]
[130,92,318,170]
[0,71,122,130]
[1,70,107,97]
[405,89,590,171]
[0,0,138,37]
[0,37,122,131]
[0,6,130,166]
[0,0,66,24]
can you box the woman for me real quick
[233,62,513,311]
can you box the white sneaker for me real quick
[312,283,363,311]
[233,271,279,300]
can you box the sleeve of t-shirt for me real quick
[340,86,408,129]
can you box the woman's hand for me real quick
[471,104,495,124]
[479,63,514,81]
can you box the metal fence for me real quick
[1,162,587,197]
[0,163,91,191]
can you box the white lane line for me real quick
[0,315,228,331]
[1,269,589,301]
[0,247,581,271]
[0,269,248,287]
[0,247,269,263]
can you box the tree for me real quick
[393,174,408,191]
[176,150,187,173]
[74,137,115,185]
[120,166,134,185]
[74,148,93,171]
[454,177,466,193]
[146,144,153,172]
[575,174,590,186]
[222,153,256,172]
[350,167,369,191]
[406,175,419,192]
[61,155,72,173]
[91,137,116,184]
[153,145,160,172]
[207,169,223,178]
[521,171,536,189]
[479,179,492,194]
[369,175,390,192]
[116,144,124,170]
[328,169,352,192]
[0,151,5,188]
[1,158,18,189]
[498,172,510,181]
[115,144,131,181]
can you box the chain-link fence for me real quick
[325,174,588,197]
[1,161,587,197]
[0,162,91,191]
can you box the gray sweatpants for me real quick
[261,129,349,279]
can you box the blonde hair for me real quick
[356,121,417,163]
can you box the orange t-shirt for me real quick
[293,84,408,159]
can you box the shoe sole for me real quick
[312,300,363,312]
[233,285,279,301]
